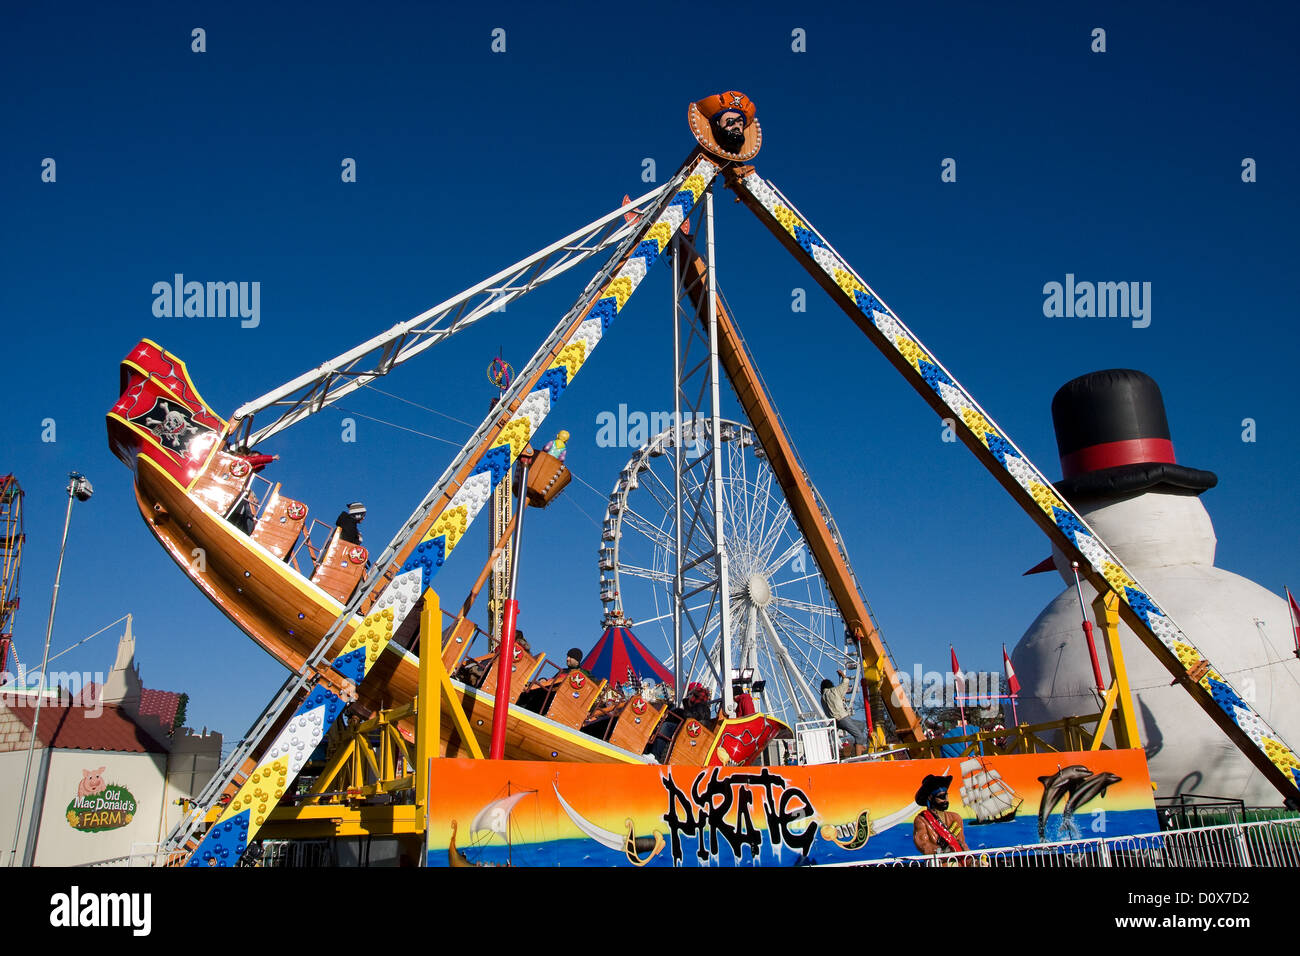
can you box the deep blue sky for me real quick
[3,2,1298,744]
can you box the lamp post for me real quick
[7,472,92,867]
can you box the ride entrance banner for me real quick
[426,749,1156,867]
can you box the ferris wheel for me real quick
[598,419,859,728]
[0,475,24,680]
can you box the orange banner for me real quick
[428,749,1156,867]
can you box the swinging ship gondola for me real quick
[106,340,789,769]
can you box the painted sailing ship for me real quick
[449,788,536,867]
[958,756,1022,825]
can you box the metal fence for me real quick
[259,839,334,867]
[1155,794,1299,831]
[82,839,337,868]
[72,817,1299,868]
[83,845,188,868]
[853,818,1300,868]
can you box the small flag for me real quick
[950,646,964,697]
[1003,645,1021,696]
[1287,587,1300,657]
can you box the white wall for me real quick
[158,736,222,843]
[31,750,168,866]
[0,748,51,866]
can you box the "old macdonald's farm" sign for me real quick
[66,767,137,832]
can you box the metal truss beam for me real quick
[234,186,671,446]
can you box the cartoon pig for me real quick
[78,767,107,799]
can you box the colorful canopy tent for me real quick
[583,625,675,687]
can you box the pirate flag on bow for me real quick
[130,397,213,453]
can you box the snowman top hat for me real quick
[1051,369,1217,499]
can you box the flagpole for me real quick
[1003,644,1019,727]
[950,644,966,730]
[1287,586,1300,659]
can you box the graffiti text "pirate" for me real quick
[661,767,816,865]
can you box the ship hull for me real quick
[130,453,647,765]
[108,339,782,770]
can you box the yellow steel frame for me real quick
[228,586,1147,840]
[1088,589,1142,751]
[902,715,1108,760]
[232,587,486,843]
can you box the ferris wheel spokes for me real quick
[756,605,825,720]
[770,593,842,618]
[603,413,851,730]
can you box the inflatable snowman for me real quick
[1012,369,1300,805]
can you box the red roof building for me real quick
[0,699,168,755]
[137,687,182,735]
[0,619,221,866]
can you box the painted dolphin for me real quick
[1063,771,1121,818]
[1036,764,1093,839]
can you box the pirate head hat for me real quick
[347,501,367,517]
[914,773,953,806]
[1051,370,1217,501]
[688,90,762,161]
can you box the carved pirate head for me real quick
[688,91,761,161]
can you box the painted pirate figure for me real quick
[912,773,970,858]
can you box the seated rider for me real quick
[561,647,592,680]
[680,682,713,722]
[231,444,279,472]
[225,445,276,535]
[335,501,366,545]
[462,628,531,689]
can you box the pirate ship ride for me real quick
[108,90,1300,867]
[106,340,788,767]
